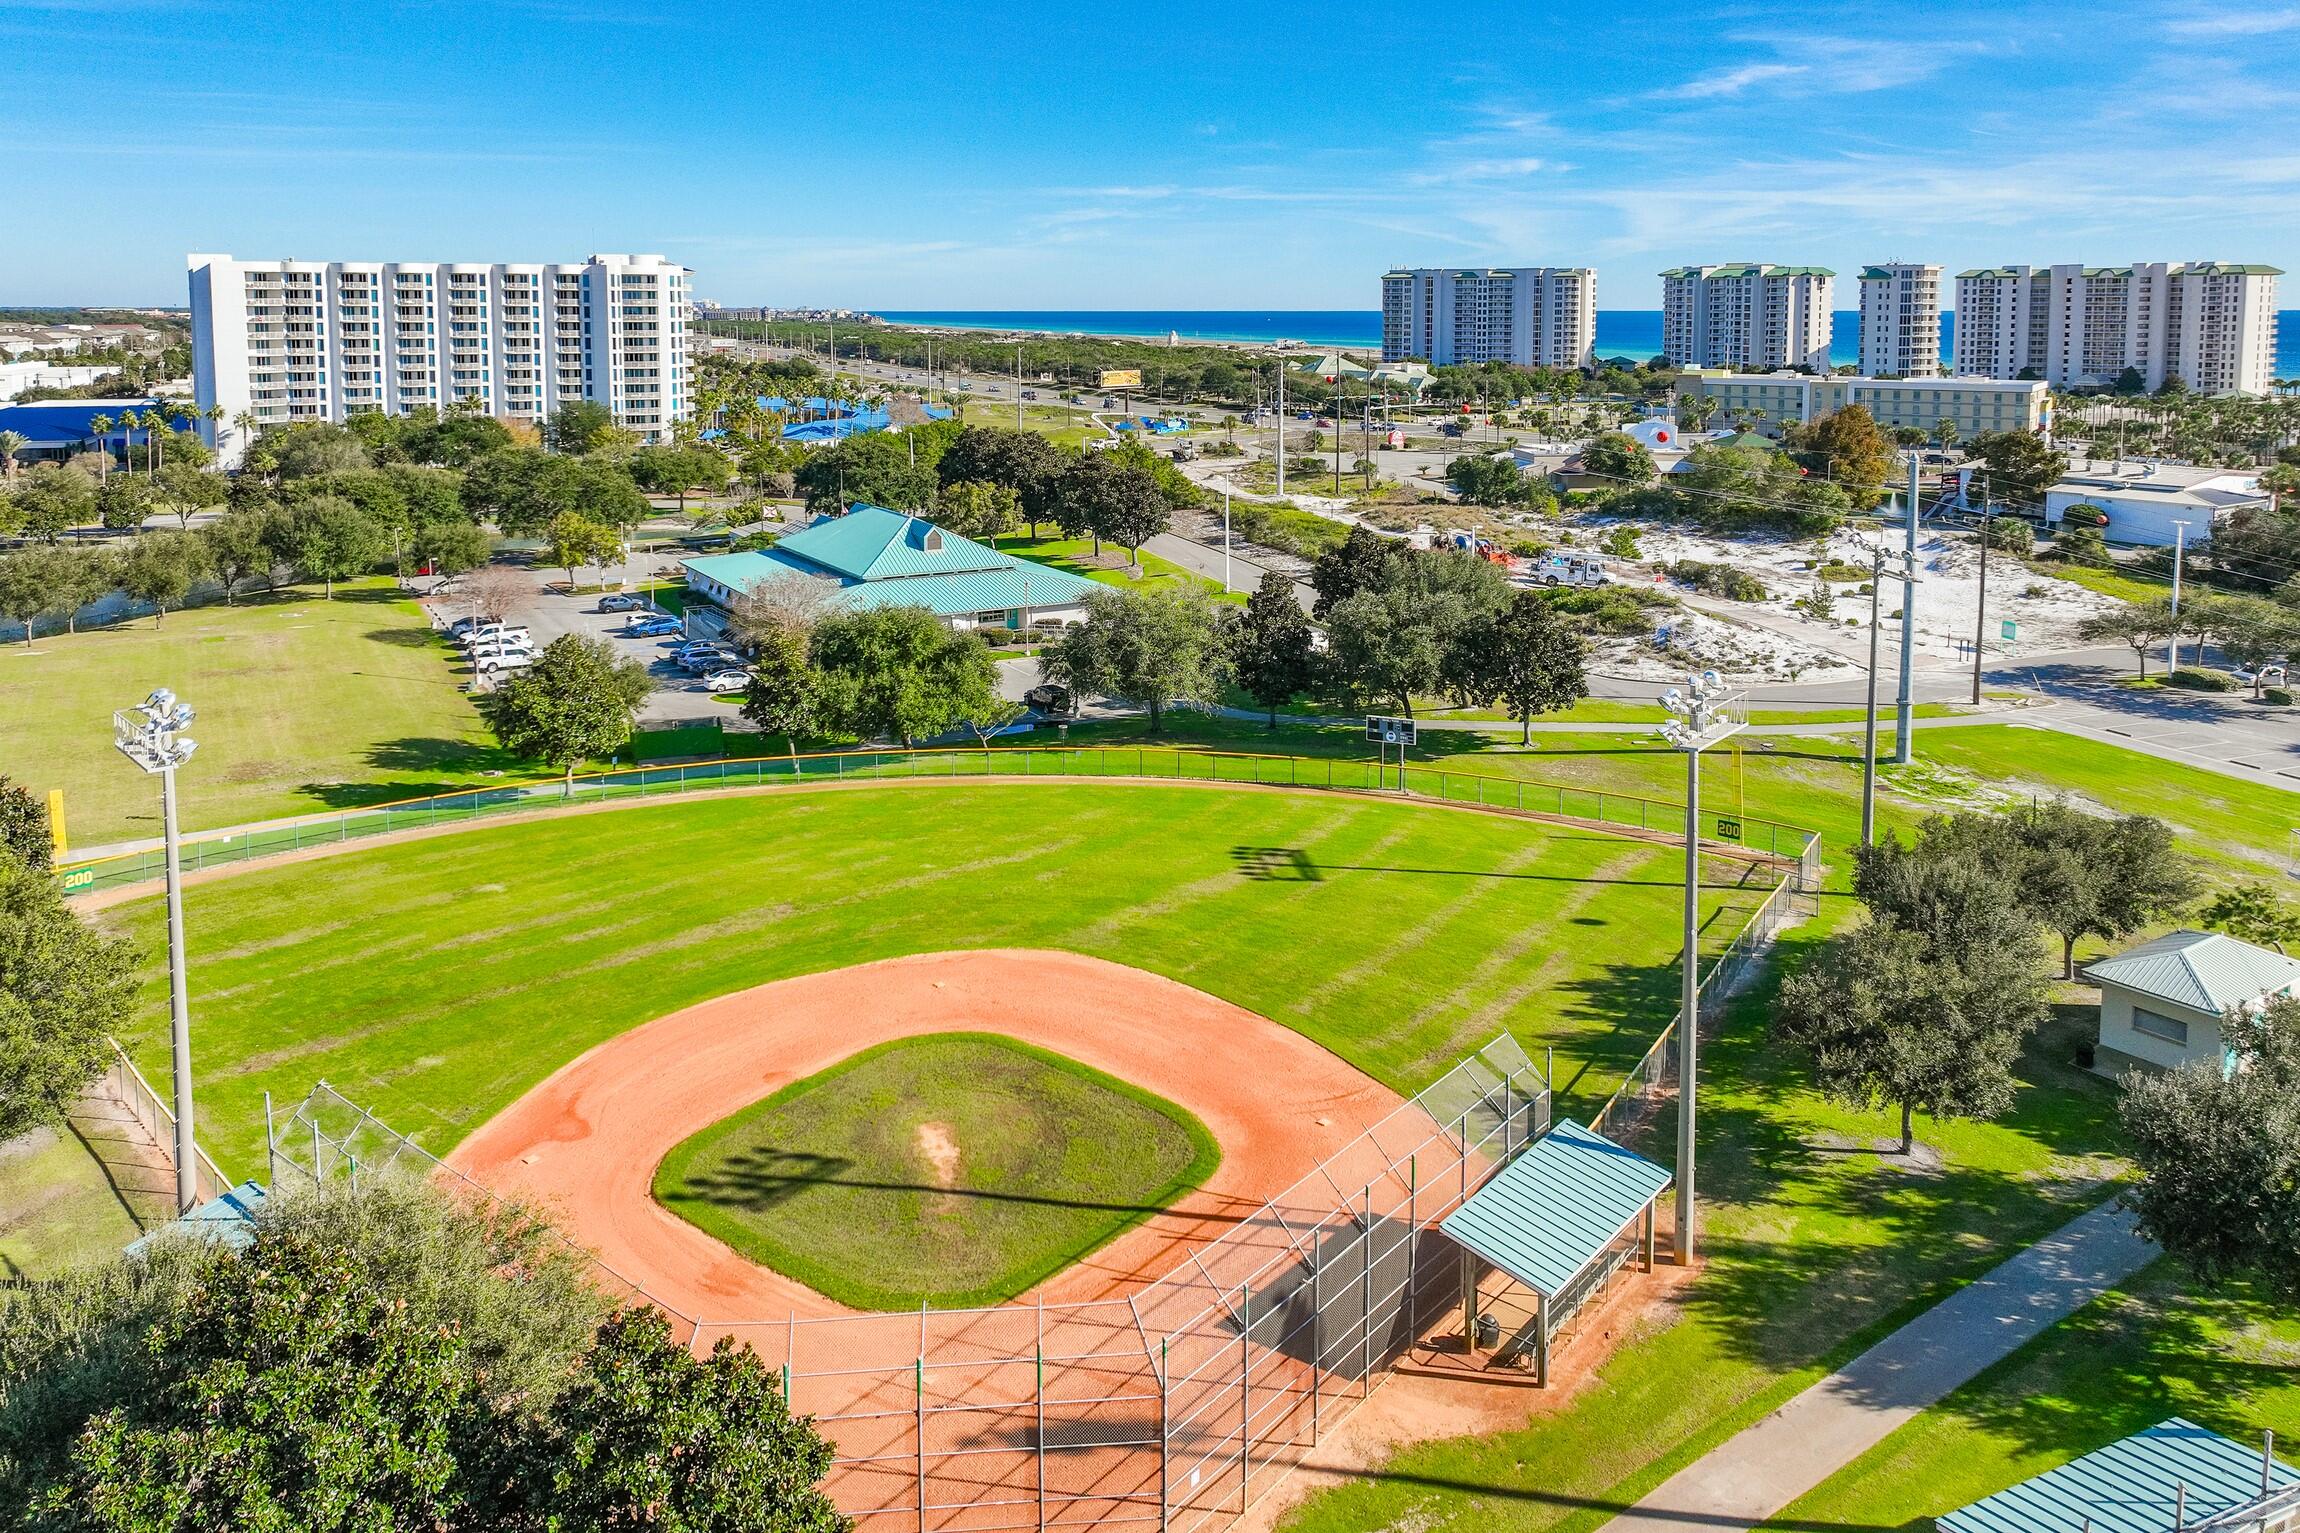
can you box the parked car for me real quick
[474,651,534,675]
[459,625,531,648]
[598,593,646,613]
[469,641,535,664]
[624,614,683,637]
[1023,683,1076,719]
[700,668,751,691]
[680,650,741,674]
[446,614,501,637]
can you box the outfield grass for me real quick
[654,1034,1218,1309]
[0,578,510,847]
[1772,1259,2300,1532]
[0,1124,143,1280]
[107,782,1768,1175]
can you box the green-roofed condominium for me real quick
[1857,262,1944,378]
[1953,261,2283,394]
[680,505,1103,637]
[1659,263,1835,372]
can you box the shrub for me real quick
[1668,559,1768,601]
[1985,517,2035,556]
[2166,667,2238,692]
[1544,583,1670,635]
[2265,686,2294,706]
[2053,526,2113,568]
[1815,562,1868,582]
[1598,525,1642,559]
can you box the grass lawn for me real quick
[1000,534,1242,602]
[653,1033,1218,1309]
[103,782,1769,1175]
[0,578,511,847]
[0,1124,144,1280]
[2025,559,2169,605]
[1772,1259,2300,1532]
[1253,696,1974,728]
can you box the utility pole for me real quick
[1016,343,1024,432]
[1275,360,1286,497]
[1895,453,1919,764]
[1972,497,1994,706]
[1863,544,1885,847]
[2167,519,2191,673]
[1222,491,1232,594]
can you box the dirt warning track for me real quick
[449,949,1403,1320]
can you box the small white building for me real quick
[2042,460,2267,546]
[2082,929,2300,1078]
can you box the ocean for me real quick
[880,309,2300,377]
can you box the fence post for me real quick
[1360,1185,1375,1397]
[916,1354,927,1533]
[1158,1339,1170,1530]
[1036,1298,1046,1533]
[1405,1155,1419,1334]
[1239,1281,1251,1513]
[1309,1224,1323,1445]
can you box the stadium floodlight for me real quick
[114,688,201,1214]
[1656,673,1744,1266]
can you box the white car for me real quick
[474,651,534,675]
[458,625,531,649]
[700,668,750,692]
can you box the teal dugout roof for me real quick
[1939,1419,2295,1533]
[1439,1119,1671,1299]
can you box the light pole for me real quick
[1895,453,1920,765]
[1222,491,1232,594]
[2167,519,2191,674]
[114,688,201,1214]
[1862,542,1919,846]
[1658,670,1742,1265]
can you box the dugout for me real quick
[1437,1118,1672,1385]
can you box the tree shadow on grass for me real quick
[363,627,449,649]
[675,1145,1224,1222]
[291,737,523,810]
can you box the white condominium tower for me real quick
[1856,263,1942,377]
[1659,264,1835,372]
[1380,267,1597,368]
[188,252,691,466]
[1953,262,2282,395]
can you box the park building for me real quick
[1952,262,2281,395]
[1673,370,2048,440]
[679,505,1102,640]
[1855,263,1943,377]
[186,252,692,468]
[1659,264,1834,372]
[1379,268,1597,369]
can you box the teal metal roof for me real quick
[123,1180,269,1260]
[682,507,1102,621]
[1939,1419,2294,1533]
[779,504,1012,581]
[1439,1119,1671,1299]
[2083,930,2300,1014]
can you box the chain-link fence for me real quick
[61,745,1816,897]
[269,1037,1548,1533]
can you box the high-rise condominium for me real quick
[1856,263,1943,377]
[1953,262,2281,395]
[1380,268,1597,368]
[1659,264,1834,372]
[187,252,691,466]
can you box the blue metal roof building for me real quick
[122,1179,270,1261]
[680,504,1102,632]
[0,398,161,462]
[1437,1118,1672,1384]
[1939,1420,2296,1533]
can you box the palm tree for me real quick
[117,410,143,475]
[1933,417,1961,452]
[0,430,23,479]
[86,414,113,483]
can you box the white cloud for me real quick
[1658,61,1806,100]
[2163,6,2300,35]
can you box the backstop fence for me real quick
[268,1035,1552,1533]
[59,743,1818,899]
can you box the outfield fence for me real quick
[59,744,1819,899]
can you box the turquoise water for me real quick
[880,309,2300,374]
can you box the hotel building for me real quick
[187,252,691,466]
[1659,264,1835,372]
[1856,263,1943,378]
[1953,262,2281,395]
[1379,267,1597,368]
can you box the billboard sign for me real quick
[1098,369,1142,389]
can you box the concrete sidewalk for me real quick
[1602,1197,2157,1533]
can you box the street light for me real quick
[114,688,201,1215]
[1657,669,1742,1265]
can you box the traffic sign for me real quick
[2001,618,2017,641]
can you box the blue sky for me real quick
[4,0,2297,310]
